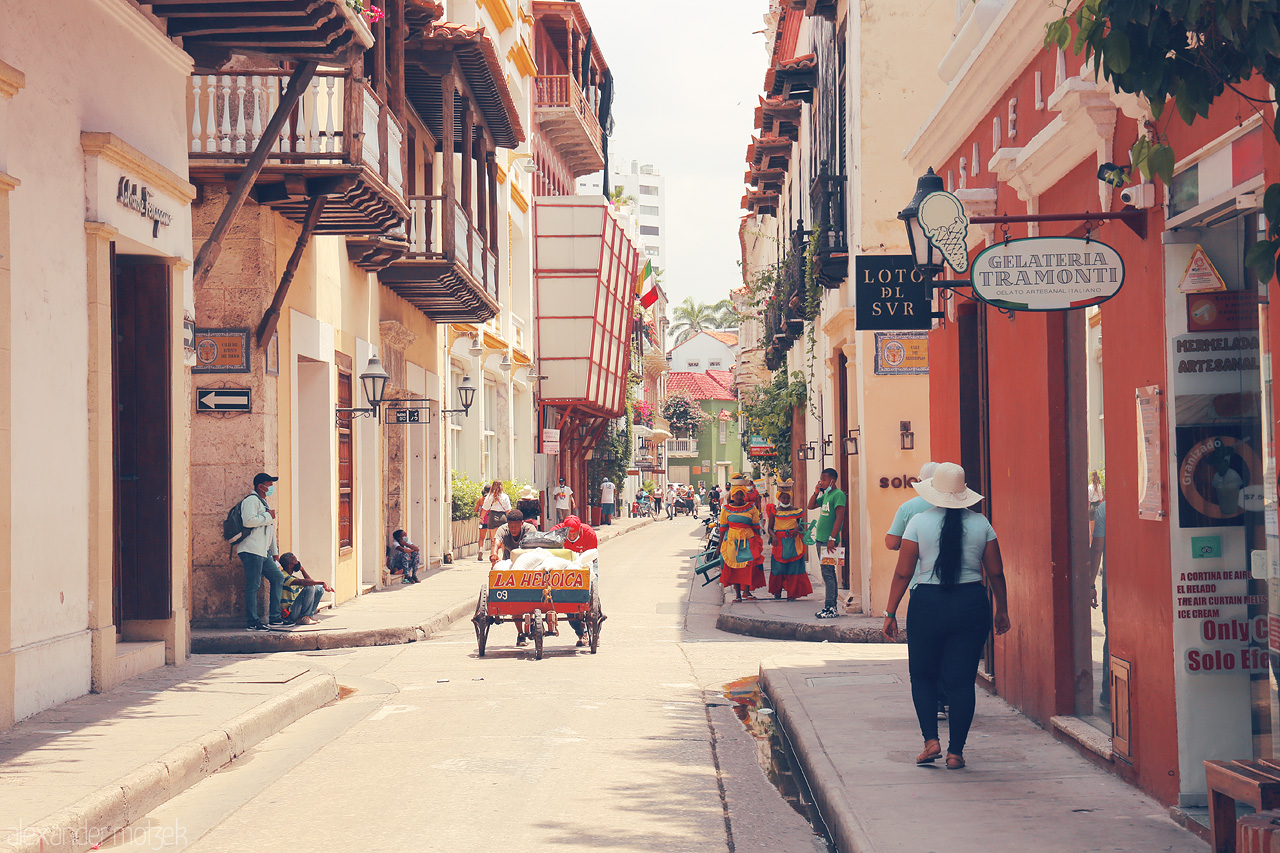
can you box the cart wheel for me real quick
[588,582,604,654]
[472,589,490,657]
[531,609,545,660]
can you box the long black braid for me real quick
[932,507,966,586]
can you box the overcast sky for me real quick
[579,0,767,312]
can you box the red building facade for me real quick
[909,2,1280,821]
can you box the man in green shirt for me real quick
[808,467,847,619]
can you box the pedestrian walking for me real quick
[552,477,574,523]
[600,478,615,525]
[479,481,511,561]
[807,467,847,619]
[237,473,286,630]
[474,484,492,557]
[882,462,1010,770]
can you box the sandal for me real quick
[741,591,759,600]
[946,754,966,770]
[916,740,942,765]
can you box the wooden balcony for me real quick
[811,172,849,286]
[187,69,408,235]
[534,74,605,178]
[378,195,500,323]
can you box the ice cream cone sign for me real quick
[919,191,971,273]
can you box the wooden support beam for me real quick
[193,61,317,291]
[257,192,328,346]
[388,0,406,119]
[440,71,456,257]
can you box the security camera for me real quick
[1120,183,1156,209]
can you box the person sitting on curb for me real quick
[552,515,599,647]
[390,529,421,584]
[278,552,332,626]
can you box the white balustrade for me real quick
[387,117,404,195]
[362,87,381,171]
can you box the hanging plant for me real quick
[661,390,712,438]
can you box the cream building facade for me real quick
[738,0,951,612]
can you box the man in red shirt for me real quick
[553,514,598,553]
[552,515,597,646]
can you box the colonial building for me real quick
[0,0,378,726]
[668,330,737,374]
[907,0,1280,823]
[665,371,737,489]
[736,0,949,609]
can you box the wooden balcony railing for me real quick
[534,74,603,153]
[405,194,500,303]
[187,70,404,197]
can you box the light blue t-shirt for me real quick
[888,496,933,537]
[902,507,997,588]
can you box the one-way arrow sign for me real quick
[197,388,251,412]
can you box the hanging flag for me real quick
[639,280,660,308]
[633,259,653,296]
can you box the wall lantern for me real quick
[499,352,512,372]
[843,428,860,456]
[335,356,391,426]
[577,423,590,441]
[900,420,915,452]
[441,374,476,419]
[469,334,483,356]
[822,434,833,457]
[897,167,948,280]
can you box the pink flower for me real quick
[364,4,385,22]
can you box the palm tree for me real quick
[669,297,732,346]
[711,299,740,328]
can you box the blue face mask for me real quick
[266,484,276,497]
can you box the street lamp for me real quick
[441,374,476,418]
[335,356,391,425]
[898,167,947,279]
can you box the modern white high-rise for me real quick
[581,159,667,271]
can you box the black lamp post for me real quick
[335,356,391,425]
[898,167,947,280]
[441,374,476,418]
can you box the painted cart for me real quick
[472,548,605,660]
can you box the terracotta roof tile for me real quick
[667,371,736,401]
[706,369,736,390]
[705,332,739,347]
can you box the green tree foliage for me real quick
[668,297,738,346]
[1046,0,1280,282]
[450,470,530,521]
[740,371,808,478]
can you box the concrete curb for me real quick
[759,662,877,853]
[716,609,903,643]
[193,518,653,654]
[1,674,338,853]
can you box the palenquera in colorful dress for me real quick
[766,481,813,600]
[718,478,767,600]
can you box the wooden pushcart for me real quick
[471,548,605,660]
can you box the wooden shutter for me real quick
[337,362,354,550]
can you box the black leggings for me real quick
[906,583,991,755]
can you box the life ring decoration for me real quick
[1178,435,1261,520]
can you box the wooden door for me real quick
[112,258,172,623]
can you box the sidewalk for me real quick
[0,657,337,853]
[760,654,1203,853]
[717,591,899,644]
[194,513,653,653]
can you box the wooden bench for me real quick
[1204,759,1280,852]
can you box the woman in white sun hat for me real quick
[882,462,1010,770]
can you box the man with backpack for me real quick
[235,473,286,630]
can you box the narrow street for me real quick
[105,520,832,853]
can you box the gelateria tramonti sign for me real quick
[970,236,1124,311]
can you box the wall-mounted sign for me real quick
[1186,290,1258,332]
[855,255,931,331]
[970,237,1124,311]
[542,428,561,454]
[1177,245,1227,294]
[748,435,775,457]
[1176,428,1262,528]
[874,331,929,375]
[1191,535,1222,559]
[919,191,970,273]
[192,328,250,374]
[196,387,250,412]
[116,176,173,238]
[391,409,422,424]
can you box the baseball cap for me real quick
[253,473,279,486]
